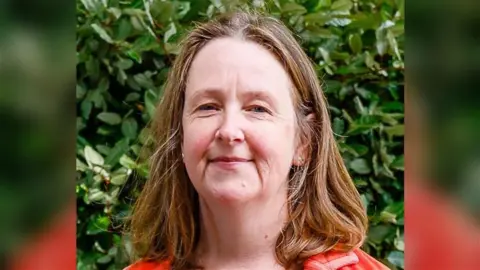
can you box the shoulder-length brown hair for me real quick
[129,10,367,269]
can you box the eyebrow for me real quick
[188,88,223,104]
[188,87,277,106]
[242,90,277,106]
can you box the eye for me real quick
[248,105,269,114]
[198,104,219,111]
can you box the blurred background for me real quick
[0,0,76,269]
[406,0,480,269]
[75,0,404,269]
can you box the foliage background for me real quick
[76,0,404,269]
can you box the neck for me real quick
[195,194,288,269]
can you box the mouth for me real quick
[209,156,251,163]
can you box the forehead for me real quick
[186,37,292,97]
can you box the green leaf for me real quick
[91,23,114,43]
[96,145,111,156]
[346,115,381,135]
[76,84,86,100]
[331,0,352,11]
[88,89,104,108]
[126,50,142,64]
[80,100,92,119]
[318,47,332,65]
[96,255,112,264]
[116,18,132,40]
[133,73,155,89]
[105,139,130,166]
[110,187,120,199]
[348,34,362,54]
[316,0,332,9]
[360,194,369,210]
[364,51,377,69]
[354,177,368,187]
[384,202,404,216]
[353,96,366,115]
[302,28,335,41]
[86,215,110,235]
[97,112,122,125]
[110,173,128,186]
[119,155,136,169]
[384,124,404,139]
[80,0,103,14]
[387,30,401,59]
[176,1,191,19]
[324,80,342,93]
[396,0,405,19]
[122,118,138,139]
[87,189,105,203]
[304,12,330,25]
[138,127,151,145]
[387,251,404,268]
[85,57,100,78]
[395,232,405,251]
[117,69,128,85]
[151,0,174,23]
[77,158,88,172]
[145,89,158,119]
[350,158,371,174]
[97,78,109,93]
[336,65,370,75]
[330,51,350,60]
[108,246,118,257]
[390,23,404,37]
[379,211,397,224]
[164,22,177,43]
[368,224,395,244]
[282,3,307,14]
[125,92,141,102]
[350,144,369,156]
[115,59,134,70]
[333,117,345,134]
[376,27,388,56]
[84,145,104,167]
[391,155,404,170]
[107,7,122,19]
[348,12,381,30]
[130,15,144,31]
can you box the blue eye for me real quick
[249,106,269,113]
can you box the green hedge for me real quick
[76,0,404,269]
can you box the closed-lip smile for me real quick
[210,156,251,163]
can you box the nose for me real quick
[215,110,245,145]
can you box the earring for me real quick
[297,156,303,163]
[182,153,184,159]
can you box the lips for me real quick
[210,156,251,163]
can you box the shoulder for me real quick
[304,248,390,270]
[123,260,170,270]
[123,249,389,270]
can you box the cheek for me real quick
[247,121,296,168]
[182,121,215,167]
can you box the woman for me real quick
[126,11,389,270]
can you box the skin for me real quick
[182,37,305,270]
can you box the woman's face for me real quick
[182,37,300,203]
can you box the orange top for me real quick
[125,248,389,270]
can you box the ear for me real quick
[292,113,315,167]
[180,142,185,162]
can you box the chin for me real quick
[205,183,259,204]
